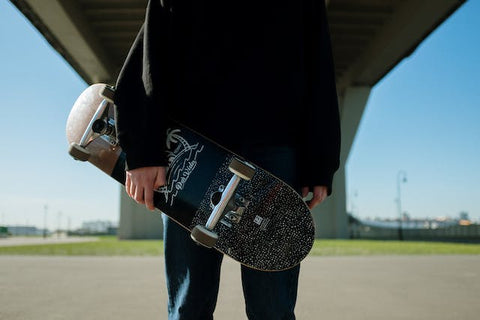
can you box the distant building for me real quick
[349,215,480,241]
[6,226,48,236]
[80,220,117,235]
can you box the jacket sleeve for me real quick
[299,0,341,195]
[114,0,171,170]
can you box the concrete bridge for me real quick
[10,0,467,238]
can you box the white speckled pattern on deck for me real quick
[190,155,315,271]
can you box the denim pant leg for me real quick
[163,214,223,320]
[241,265,300,320]
[163,145,300,320]
[240,145,300,320]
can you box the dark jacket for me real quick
[115,0,340,194]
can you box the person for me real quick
[114,0,340,319]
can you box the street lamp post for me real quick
[57,211,62,238]
[396,171,407,241]
[43,205,48,239]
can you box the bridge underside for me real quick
[10,0,466,238]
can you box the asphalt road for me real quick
[1,255,479,319]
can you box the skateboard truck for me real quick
[220,194,250,227]
[69,85,117,161]
[191,157,255,248]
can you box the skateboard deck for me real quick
[66,84,315,271]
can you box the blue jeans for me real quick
[163,146,300,320]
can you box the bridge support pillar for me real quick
[313,86,372,238]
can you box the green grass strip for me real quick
[311,240,480,256]
[1,238,480,256]
[0,236,163,256]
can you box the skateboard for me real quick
[66,84,315,271]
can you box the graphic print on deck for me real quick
[157,128,205,206]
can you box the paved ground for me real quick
[1,255,479,319]
[0,237,98,247]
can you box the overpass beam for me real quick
[16,0,115,83]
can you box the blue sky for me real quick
[0,0,116,229]
[0,0,478,230]
[346,0,480,220]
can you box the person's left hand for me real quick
[125,166,166,211]
[301,186,328,210]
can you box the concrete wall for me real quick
[117,188,163,239]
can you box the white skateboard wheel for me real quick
[69,143,90,162]
[191,225,218,248]
[228,158,255,181]
[100,85,115,103]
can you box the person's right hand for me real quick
[301,185,328,210]
[125,166,166,211]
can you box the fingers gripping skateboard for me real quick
[191,158,255,248]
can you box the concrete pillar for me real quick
[313,86,371,238]
[118,188,163,239]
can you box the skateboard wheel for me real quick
[229,158,255,181]
[191,225,218,248]
[68,143,90,161]
[100,85,115,103]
